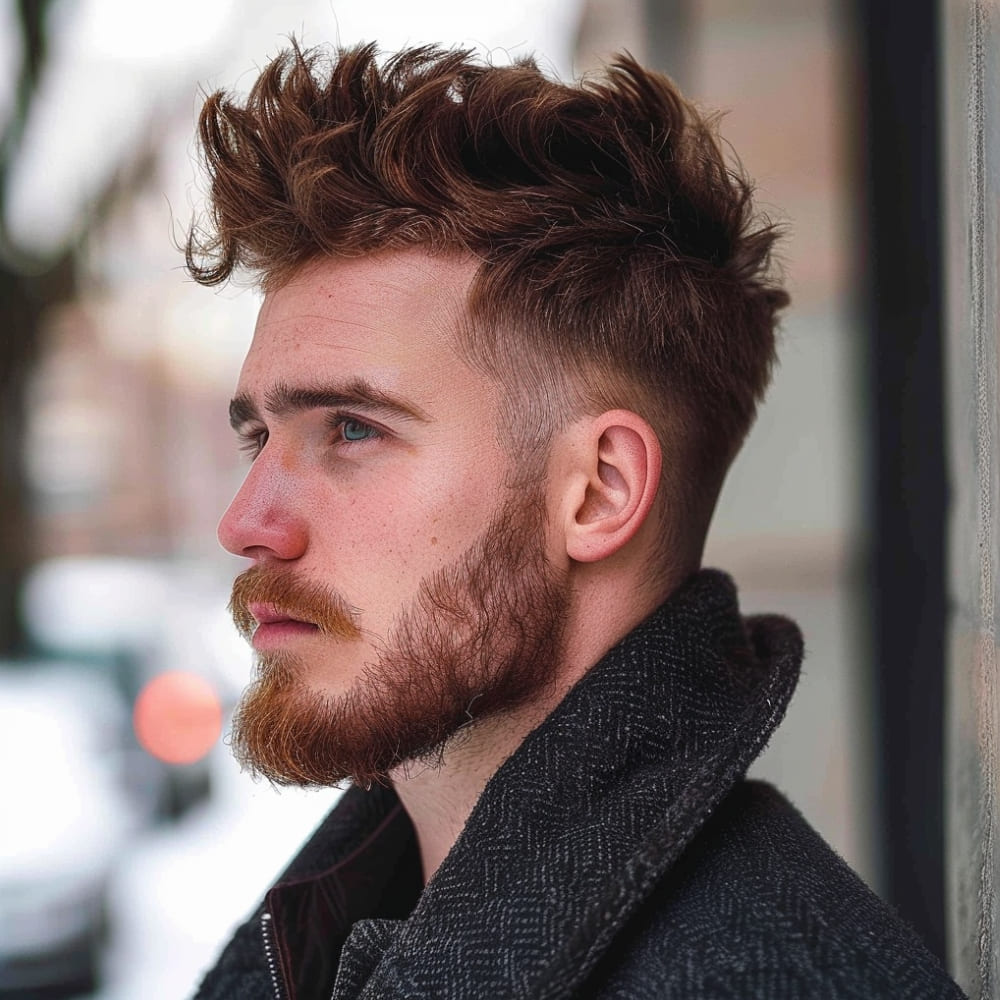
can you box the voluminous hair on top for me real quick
[187,42,789,569]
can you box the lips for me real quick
[247,602,312,627]
[247,602,319,650]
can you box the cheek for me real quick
[324,477,469,568]
[349,472,501,578]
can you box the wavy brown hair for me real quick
[187,43,788,572]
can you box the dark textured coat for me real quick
[195,571,965,999]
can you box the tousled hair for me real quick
[187,42,789,574]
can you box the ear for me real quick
[562,410,662,564]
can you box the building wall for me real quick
[943,1,1000,995]
[574,0,876,885]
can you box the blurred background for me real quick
[1,0,994,997]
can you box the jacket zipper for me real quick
[261,910,286,1000]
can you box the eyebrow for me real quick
[229,378,431,430]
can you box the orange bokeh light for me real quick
[133,671,223,765]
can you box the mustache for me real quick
[229,566,361,642]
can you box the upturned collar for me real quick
[268,569,803,1000]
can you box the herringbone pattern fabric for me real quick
[194,571,965,999]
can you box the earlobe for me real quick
[565,410,662,564]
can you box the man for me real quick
[190,43,963,999]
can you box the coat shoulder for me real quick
[588,780,965,1000]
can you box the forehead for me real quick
[238,251,483,402]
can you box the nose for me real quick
[217,458,308,562]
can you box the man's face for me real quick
[219,251,569,787]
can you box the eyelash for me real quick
[237,428,268,459]
[236,412,383,460]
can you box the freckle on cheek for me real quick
[430,537,438,545]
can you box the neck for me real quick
[389,682,571,883]
[390,566,677,884]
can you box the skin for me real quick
[219,248,675,880]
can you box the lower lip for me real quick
[251,620,320,650]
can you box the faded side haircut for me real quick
[187,42,789,574]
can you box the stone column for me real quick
[943,2,1000,996]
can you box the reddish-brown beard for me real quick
[228,490,569,788]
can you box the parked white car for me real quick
[0,663,138,995]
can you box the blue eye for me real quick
[342,419,376,442]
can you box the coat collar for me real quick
[271,569,803,999]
